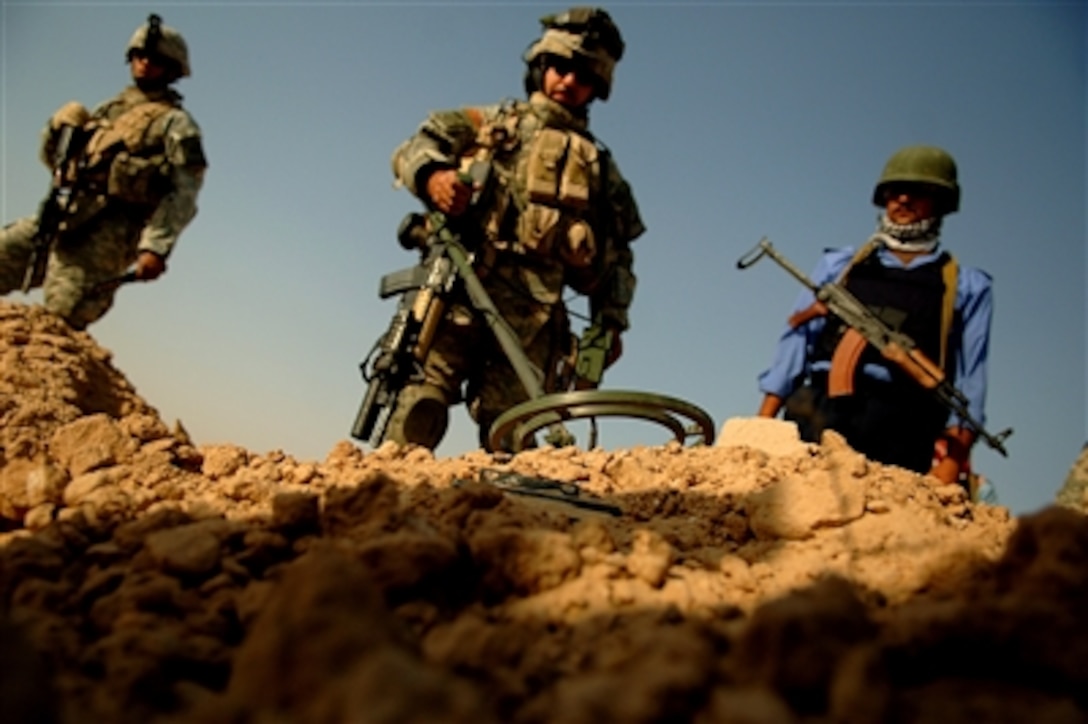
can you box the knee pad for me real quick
[389,385,450,450]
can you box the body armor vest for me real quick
[59,87,178,234]
[469,95,604,271]
[815,251,955,389]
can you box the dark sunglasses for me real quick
[548,57,594,86]
[128,49,167,66]
[882,183,936,201]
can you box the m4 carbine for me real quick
[737,237,1012,457]
[351,167,719,452]
[23,125,84,292]
[349,211,460,446]
[349,162,574,448]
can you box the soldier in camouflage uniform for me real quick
[0,15,207,330]
[386,6,645,451]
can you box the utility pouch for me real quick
[559,133,596,210]
[558,219,595,268]
[525,128,568,204]
[107,152,169,205]
[516,203,562,255]
[56,192,110,239]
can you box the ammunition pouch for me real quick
[516,128,598,266]
[107,152,170,207]
[524,128,594,209]
[54,190,110,241]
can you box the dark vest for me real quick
[815,251,955,389]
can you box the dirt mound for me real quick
[1056,443,1088,513]
[2,298,1086,724]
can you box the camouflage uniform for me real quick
[0,16,206,330]
[385,8,644,450]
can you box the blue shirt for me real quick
[757,244,993,428]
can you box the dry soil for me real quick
[2,299,1087,724]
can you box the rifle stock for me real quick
[738,237,1012,457]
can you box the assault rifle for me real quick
[23,125,83,292]
[737,237,1012,457]
[349,211,461,445]
[350,164,576,448]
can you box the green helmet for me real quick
[872,145,960,214]
[126,14,190,78]
[522,6,625,100]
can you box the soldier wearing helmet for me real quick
[756,145,995,489]
[0,14,207,330]
[381,6,644,451]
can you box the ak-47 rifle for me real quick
[349,163,576,448]
[737,237,1013,457]
[23,124,85,292]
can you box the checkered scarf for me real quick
[870,212,942,253]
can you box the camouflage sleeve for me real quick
[138,109,207,258]
[590,243,637,331]
[391,104,500,198]
[588,156,645,332]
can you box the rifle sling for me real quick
[788,300,828,329]
[939,256,957,369]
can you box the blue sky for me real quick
[1,1,1084,516]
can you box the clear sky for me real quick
[2,1,1084,516]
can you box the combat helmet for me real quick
[873,145,960,214]
[125,14,190,78]
[523,6,625,101]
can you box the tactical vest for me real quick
[59,88,179,234]
[466,96,605,271]
[814,247,959,388]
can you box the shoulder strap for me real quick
[839,242,959,369]
[939,254,958,369]
[835,238,881,283]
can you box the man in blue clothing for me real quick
[756,145,993,487]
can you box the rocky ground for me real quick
[2,298,1087,724]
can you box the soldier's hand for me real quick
[757,393,784,418]
[927,457,962,486]
[929,428,974,487]
[135,251,167,280]
[425,169,472,216]
[50,101,90,130]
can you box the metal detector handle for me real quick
[442,236,575,447]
